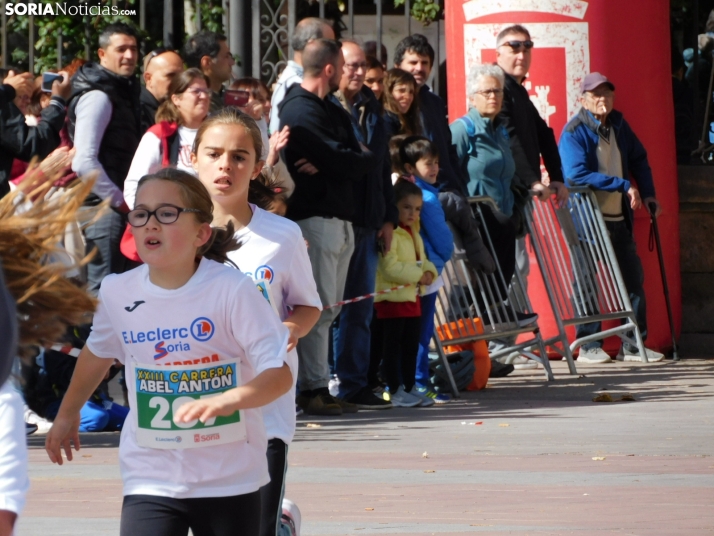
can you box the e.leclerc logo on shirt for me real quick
[190,317,215,341]
[121,317,215,360]
[254,265,275,283]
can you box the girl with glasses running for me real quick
[45,167,294,536]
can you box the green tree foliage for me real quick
[393,0,440,26]
[5,0,146,73]
[196,0,225,34]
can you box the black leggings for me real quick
[120,491,261,536]
[377,316,421,393]
[260,438,289,536]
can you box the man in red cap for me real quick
[559,72,664,364]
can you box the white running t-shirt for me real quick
[124,125,198,209]
[86,258,291,499]
[227,205,321,444]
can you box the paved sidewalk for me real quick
[19,359,714,535]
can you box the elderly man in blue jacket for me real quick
[559,72,664,364]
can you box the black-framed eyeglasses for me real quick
[143,47,171,71]
[499,40,534,52]
[127,204,202,227]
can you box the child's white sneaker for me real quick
[390,386,421,407]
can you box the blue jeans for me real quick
[415,291,438,386]
[576,220,647,351]
[84,208,132,296]
[334,227,378,399]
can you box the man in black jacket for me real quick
[491,24,569,371]
[330,40,397,410]
[496,25,568,209]
[68,22,142,294]
[394,34,465,195]
[279,38,375,416]
[0,70,70,198]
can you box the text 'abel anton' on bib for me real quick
[133,359,246,449]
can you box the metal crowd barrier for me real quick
[431,197,554,397]
[525,186,647,372]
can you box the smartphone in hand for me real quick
[223,89,250,108]
[41,72,64,93]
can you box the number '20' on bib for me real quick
[133,359,246,449]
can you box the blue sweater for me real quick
[414,177,454,274]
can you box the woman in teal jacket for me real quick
[449,63,518,314]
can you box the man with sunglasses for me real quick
[496,24,569,217]
[140,48,184,132]
[491,24,568,371]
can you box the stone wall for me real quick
[679,165,714,355]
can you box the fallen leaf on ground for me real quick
[499,423,510,427]
[592,456,606,461]
[364,508,374,511]
[424,470,435,473]
[474,422,483,425]
[422,451,429,458]
[305,423,321,428]
[81,454,92,458]
[619,394,636,401]
[592,393,613,402]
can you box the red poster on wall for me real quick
[445,0,681,355]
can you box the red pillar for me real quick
[445,0,681,354]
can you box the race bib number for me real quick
[132,359,246,449]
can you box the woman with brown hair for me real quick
[383,68,422,139]
[123,68,211,209]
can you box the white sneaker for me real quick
[328,376,340,397]
[407,386,435,407]
[511,356,539,370]
[24,408,52,433]
[577,347,612,364]
[281,498,301,536]
[616,347,665,363]
[390,386,422,407]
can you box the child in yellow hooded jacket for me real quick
[374,179,438,407]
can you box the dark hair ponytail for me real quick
[135,168,240,264]
[198,220,239,265]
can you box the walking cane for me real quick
[648,202,679,361]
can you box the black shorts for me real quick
[120,490,261,536]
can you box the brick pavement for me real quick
[18,359,714,535]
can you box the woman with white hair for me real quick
[450,64,515,213]
[449,64,535,377]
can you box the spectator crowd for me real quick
[0,17,673,536]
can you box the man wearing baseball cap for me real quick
[559,72,664,364]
